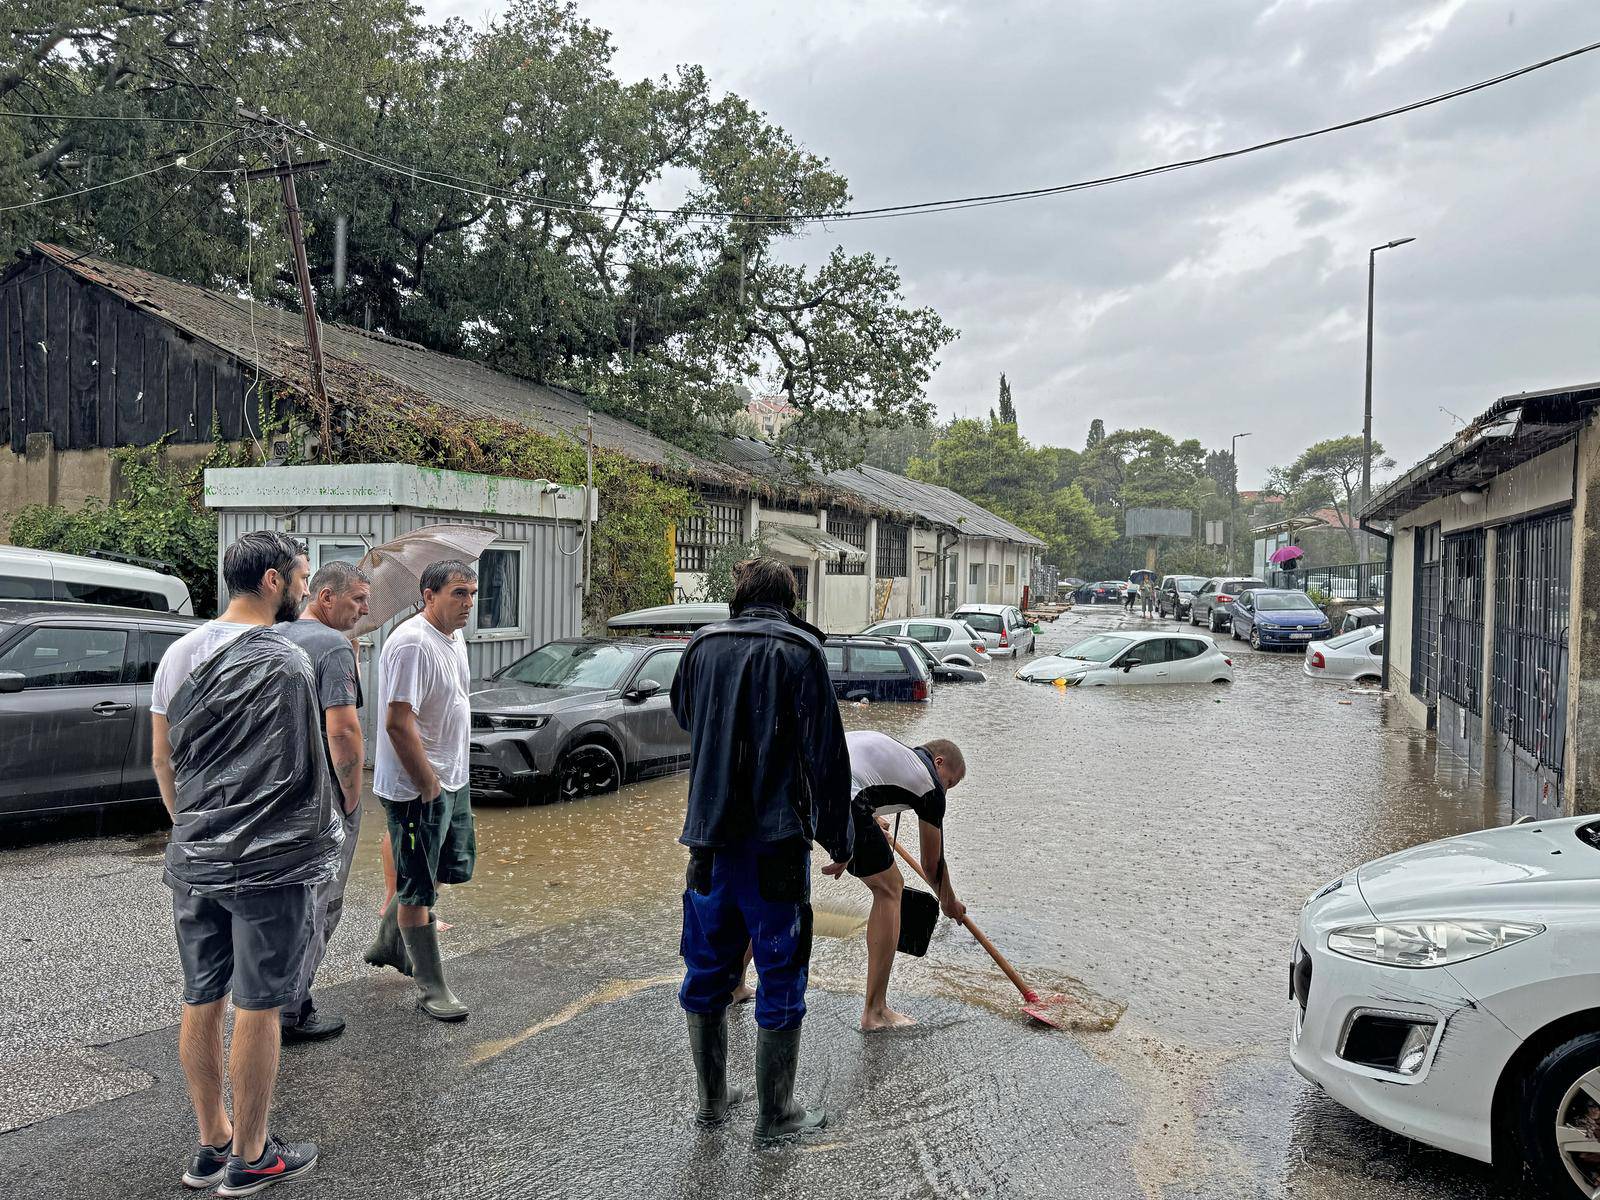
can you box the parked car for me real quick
[0,545,193,614]
[1291,815,1600,1197]
[887,636,986,683]
[1189,577,1267,632]
[951,604,1036,657]
[1156,574,1208,619]
[469,637,692,802]
[0,600,200,817]
[1338,605,1385,634]
[1227,588,1333,650]
[1015,630,1233,687]
[605,602,728,635]
[822,635,933,702]
[1303,626,1385,684]
[861,616,991,666]
[1079,581,1124,605]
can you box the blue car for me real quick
[1227,588,1332,651]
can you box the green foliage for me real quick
[1267,435,1395,561]
[1085,419,1105,450]
[7,440,249,618]
[698,535,767,605]
[997,373,1016,427]
[336,400,692,627]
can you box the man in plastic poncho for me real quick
[151,531,342,1197]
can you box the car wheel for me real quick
[1189,607,1200,627]
[1520,1031,1600,1199]
[1230,621,1242,641]
[556,742,622,802]
[1249,626,1262,650]
[944,653,976,668]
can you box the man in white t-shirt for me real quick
[365,558,478,1021]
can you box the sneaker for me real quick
[280,1001,346,1044]
[216,1136,318,1196]
[180,1139,231,1189]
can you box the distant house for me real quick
[744,393,798,439]
[0,243,1042,628]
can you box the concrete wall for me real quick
[0,435,222,541]
[1568,421,1599,814]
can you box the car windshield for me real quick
[1174,577,1206,592]
[500,641,636,689]
[1058,634,1134,662]
[1257,592,1319,612]
[962,613,1002,633]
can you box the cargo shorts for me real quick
[382,783,476,908]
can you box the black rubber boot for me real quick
[687,1011,749,1126]
[753,1027,826,1143]
[364,896,411,976]
[399,918,468,1022]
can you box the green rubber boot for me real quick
[364,896,412,976]
[753,1027,826,1143]
[687,1011,749,1126]
[399,918,468,1022]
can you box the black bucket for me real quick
[896,887,940,956]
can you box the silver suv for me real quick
[0,601,199,817]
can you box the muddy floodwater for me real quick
[3,604,1519,1199]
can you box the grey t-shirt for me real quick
[276,618,362,723]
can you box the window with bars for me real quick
[1492,511,1572,772]
[1438,530,1485,714]
[827,513,867,575]
[1410,523,1442,701]
[675,498,743,572]
[875,523,908,578]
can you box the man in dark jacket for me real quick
[671,557,853,1142]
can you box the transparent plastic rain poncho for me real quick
[163,626,343,894]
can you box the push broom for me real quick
[889,835,1079,1030]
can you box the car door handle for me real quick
[91,701,132,715]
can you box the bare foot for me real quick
[729,983,756,1006]
[860,1007,917,1031]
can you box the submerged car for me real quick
[861,616,991,666]
[950,604,1036,657]
[1303,626,1384,684]
[1291,816,1600,1198]
[823,635,933,702]
[1227,588,1332,650]
[469,637,691,802]
[1015,630,1232,687]
[888,635,986,683]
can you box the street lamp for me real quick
[1229,431,1251,574]
[1363,237,1415,554]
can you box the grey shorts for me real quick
[172,885,314,1011]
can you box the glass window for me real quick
[907,623,944,643]
[632,649,683,691]
[968,563,982,586]
[0,575,53,600]
[988,564,999,585]
[476,547,522,633]
[676,497,744,573]
[134,630,184,684]
[919,574,929,607]
[1169,638,1206,661]
[850,647,908,675]
[826,514,867,577]
[961,612,1002,633]
[1126,639,1172,665]
[315,541,367,571]
[824,645,845,671]
[1005,564,1016,586]
[1369,641,1385,657]
[875,524,909,578]
[1058,634,1133,663]
[864,622,903,636]
[56,581,167,610]
[502,641,634,689]
[0,626,127,688]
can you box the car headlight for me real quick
[472,713,550,731]
[1327,920,1543,968]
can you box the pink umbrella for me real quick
[1269,545,1304,565]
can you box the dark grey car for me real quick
[0,600,199,818]
[468,637,690,802]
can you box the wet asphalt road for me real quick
[1,605,1525,1198]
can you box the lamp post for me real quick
[1229,431,1251,574]
[1363,237,1415,557]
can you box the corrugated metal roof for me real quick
[23,244,1043,548]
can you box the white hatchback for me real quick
[1015,630,1233,686]
[951,604,1036,658]
[1291,816,1600,1197]
[1302,626,1384,684]
[860,616,992,667]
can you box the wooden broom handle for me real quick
[889,835,1038,1002]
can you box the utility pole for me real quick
[1363,237,1415,559]
[1230,431,1251,574]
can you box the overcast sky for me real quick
[426,0,1600,486]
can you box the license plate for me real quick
[1291,632,1312,640]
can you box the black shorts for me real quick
[172,884,314,1011]
[847,806,896,878]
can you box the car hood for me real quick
[469,680,610,714]
[1357,817,1600,920]
[1256,611,1328,625]
[1016,655,1096,680]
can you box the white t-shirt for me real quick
[150,620,256,716]
[373,615,471,800]
[846,730,946,827]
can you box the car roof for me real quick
[0,599,199,626]
[0,543,181,584]
[825,634,908,647]
[606,602,729,630]
[951,603,1011,613]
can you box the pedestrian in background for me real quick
[277,560,372,1043]
[671,557,854,1141]
[151,531,339,1195]
[366,560,478,1021]
[1141,580,1156,617]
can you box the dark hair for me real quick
[309,559,370,597]
[223,530,305,598]
[421,559,477,597]
[731,556,797,612]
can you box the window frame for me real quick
[0,623,130,690]
[675,496,744,573]
[626,646,684,694]
[470,543,526,641]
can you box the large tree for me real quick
[1267,435,1395,560]
[0,0,954,462]
[996,372,1016,427]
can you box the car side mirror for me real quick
[1121,658,1140,671]
[627,678,663,702]
[0,671,23,694]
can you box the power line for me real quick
[279,35,1600,226]
[0,129,239,212]
[0,109,239,126]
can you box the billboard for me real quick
[1125,507,1193,538]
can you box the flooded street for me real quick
[2,605,1521,1198]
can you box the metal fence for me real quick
[1411,525,1442,703]
[1272,561,1387,600]
[1492,511,1572,774]
[1438,529,1485,715]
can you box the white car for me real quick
[1291,816,1600,1197]
[0,544,193,614]
[1302,626,1384,684]
[860,616,992,667]
[951,604,1036,658]
[1015,630,1232,686]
